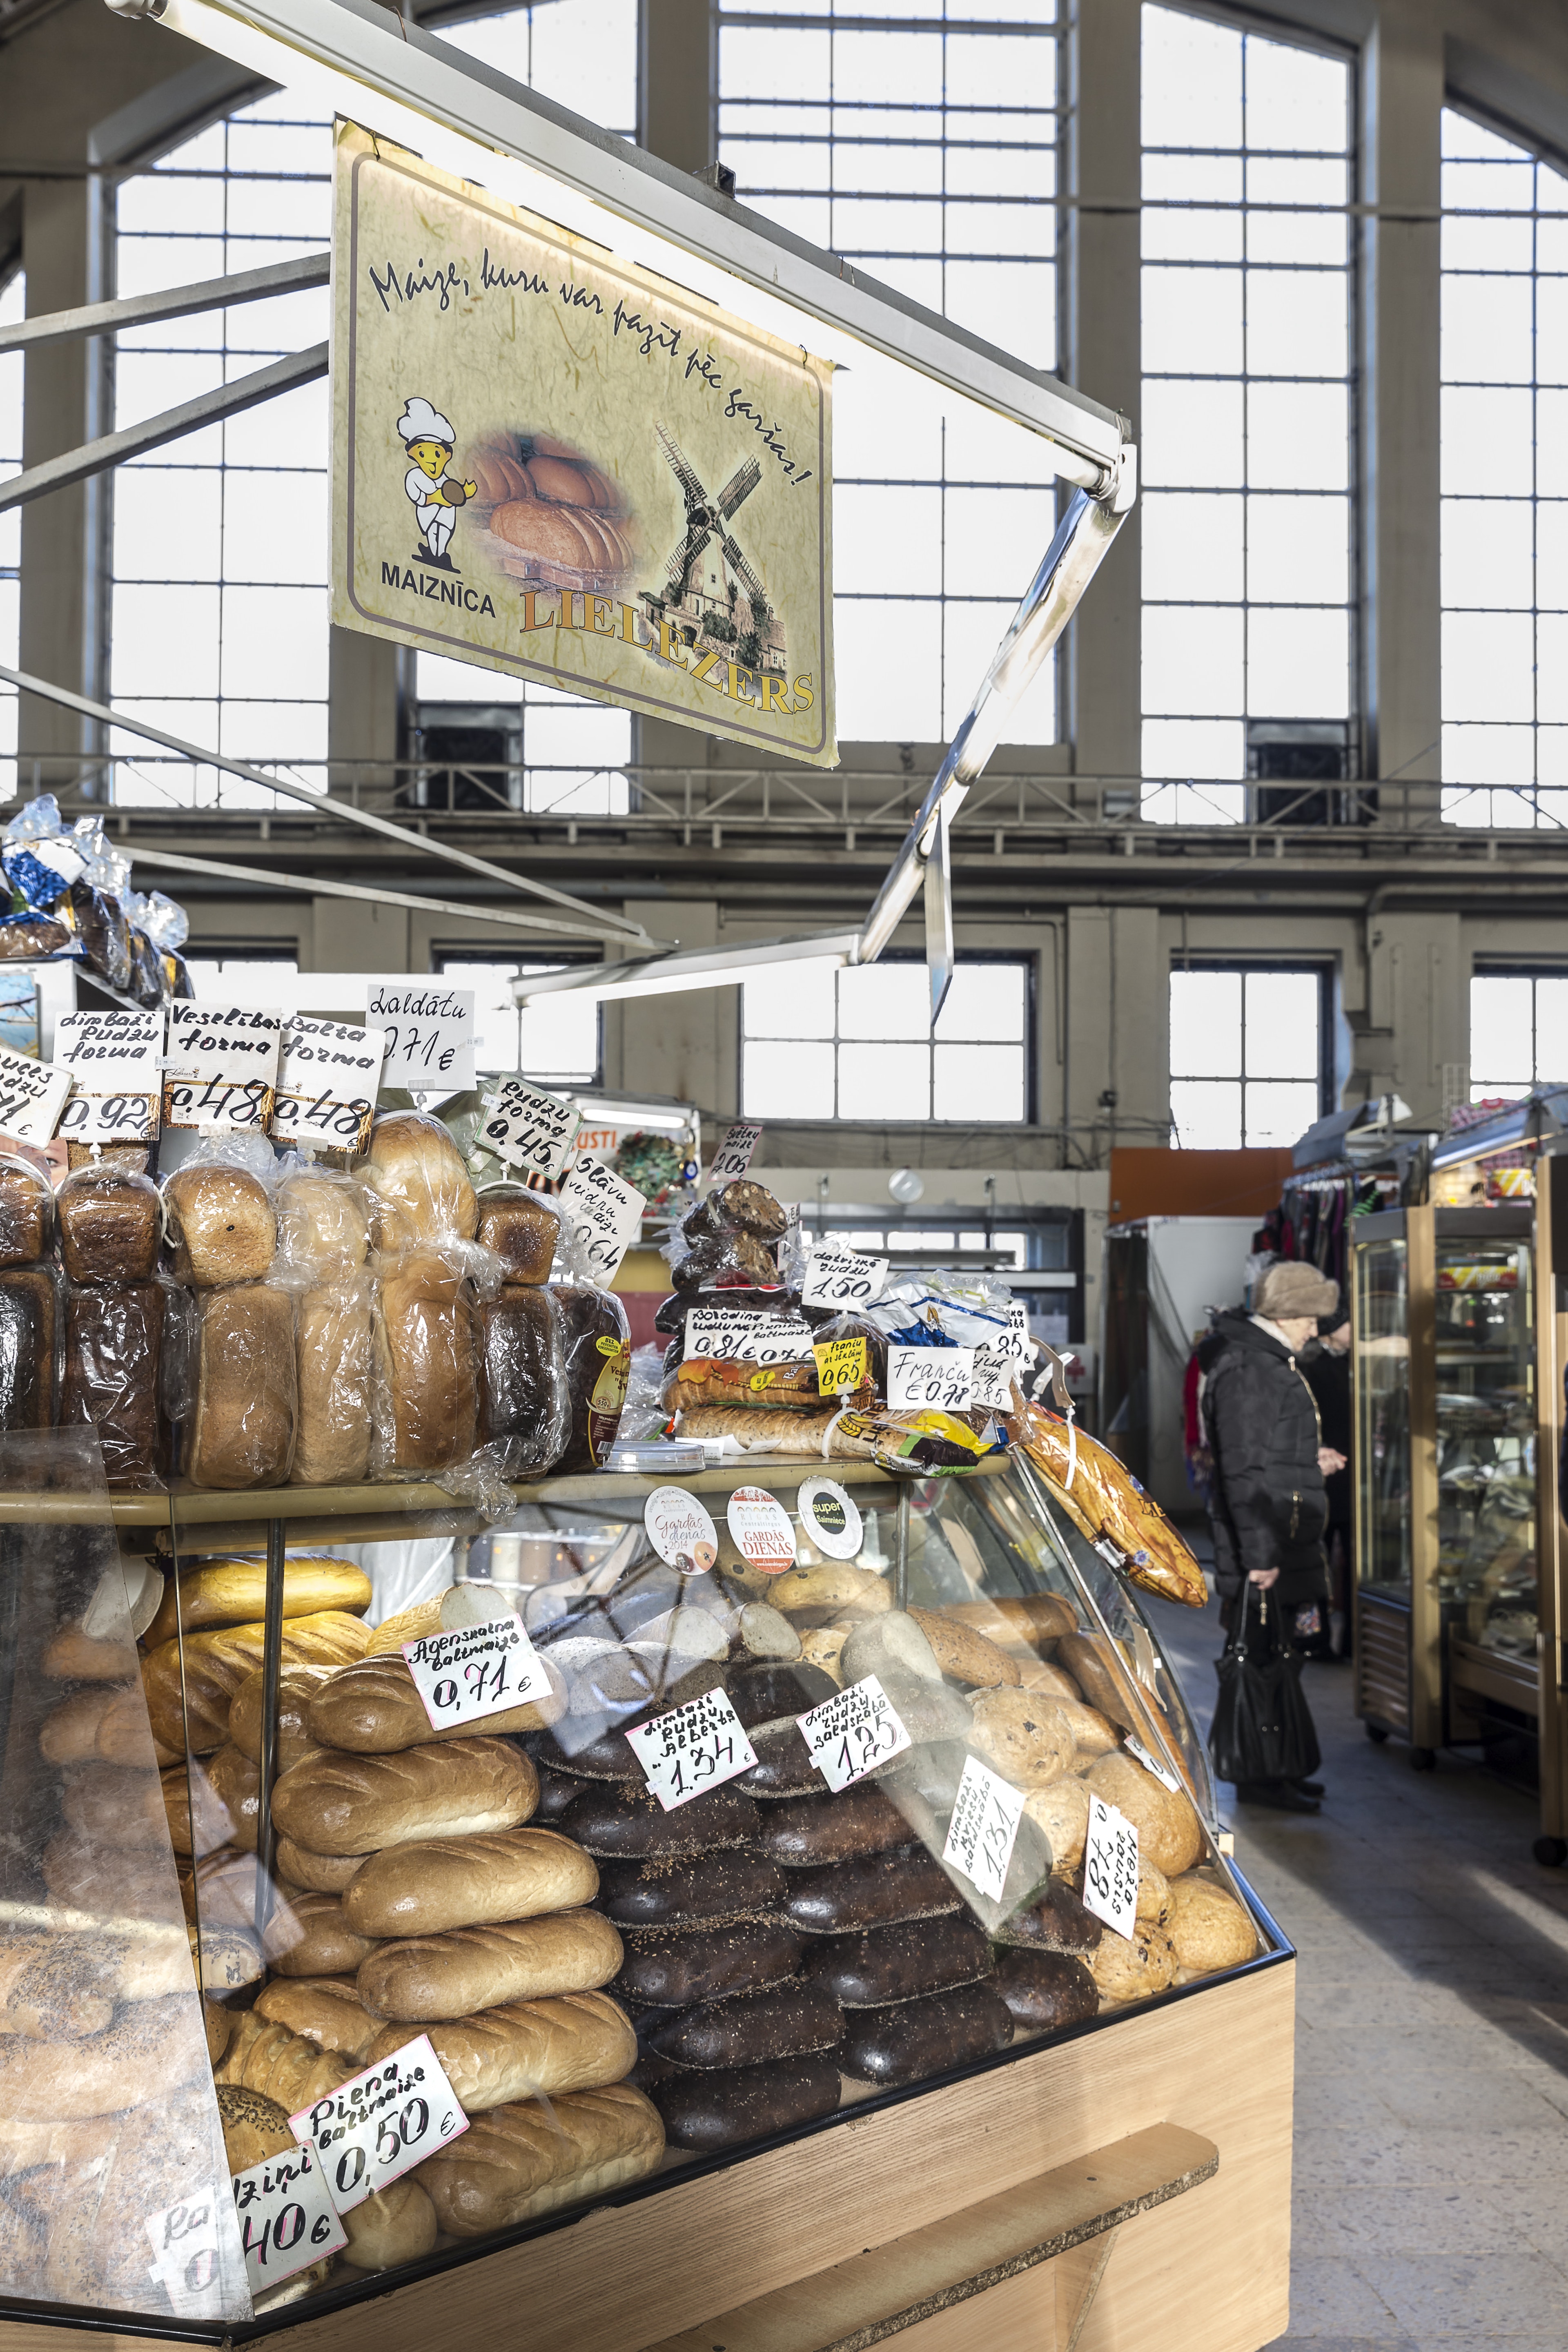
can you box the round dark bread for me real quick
[561,1779,758,1860]
[532,1723,647,1781]
[613,1919,803,2007]
[801,1915,994,2009]
[596,1848,786,1929]
[728,1660,838,1730]
[753,1782,917,1868]
[737,1718,824,1800]
[648,2051,840,2151]
[533,1767,581,1822]
[995,1877,1102,1956]
[840,1981,1013,2088]
[650,1980,842,2070]
[780,1847,962,1937]
[993,1947,1100,2032]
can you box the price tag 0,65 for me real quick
[798,1673,911,1793]
[402,1614,553,1732]
[942,1755,1025,1905]
[233,2140,346,2294]
[1083,1795,1140,1940]
[800,1246,888,1312]
[290,2036,467,2212]
[625,1688,757,1812]
[887,1344,974,1415]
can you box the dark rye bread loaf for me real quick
[56,1168,160,1283]
[840,1981,1013,2088]
[595,1849,786,1931]
[801,1915,994,2009]
[560,1780,758,1861]
[0,1267,55,1430]
[727,1659,837,1731]
[779,1848,962,1937]
[612,1919,802,2008]
[647,2052,840,2153]
[60,1280,162,1485]
[736,1719,826,1801]
[993,1948,1099,2033]
[649,1981,841,2071]
[752,1782,920,1869]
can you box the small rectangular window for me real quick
[1169,963,1327,1146]
[1470,970,1568,1097]
[435,953,602,1086]
[742,956,1031,1124]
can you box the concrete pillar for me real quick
[328,626,402,783]
[639,0,714,177]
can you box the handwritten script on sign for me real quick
[163,1003,282,1133]
[232,2141,346,2294]
[797,1674,911,1793]
[625,1688,757,1812]
[289,2036,467,2212]
[942,1754,1025,1906]
[0,1039,72,1144]
[401,1614,553,1731]
[53,1009,162,1144]
[365,981,474,1091]
[479,1078,581,1181]
[273,1017,389,1155]
[558,1152,646,1286]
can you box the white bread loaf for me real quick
[357,1909,622,2021]
[272,1737,537,1857]
[374,1247,479,1473]
[165,1164,275,1286]
[340,2180,438,2273]
[216,2008,357,2108]
[365,1991,634,2111]
[294,1280,375,1485]
[361,1111,477,1251]
[275,1169,370,1277]
[306,1652,565,1754]
[254,1975,385,2060]
[342,1826,597,1938]
[145,1555,372,1648]
[229,1663,337,1773]
[141,1610,372,1756]
[275,1835,365,1893]
[414,2084,663,2234]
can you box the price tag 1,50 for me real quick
[625,1687,757,1812]
[798,1673,911,1793]
[887,1344,974,1415]
[479,1078,581,1181]
[942,1755,1025,1905]
[290,2035,468,2212]
[800,1246,888,1312]
[232,2140,347,2294]
[707,1120,762,1185]
[402,1613,553,1731]
[1083,1795,1140,1940]
[558,1152,646,1286]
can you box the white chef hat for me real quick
[397,397,455,446]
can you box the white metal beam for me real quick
[0,252,330,354]
[130,842,619,942]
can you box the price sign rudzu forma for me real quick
[54,1009,163,1145]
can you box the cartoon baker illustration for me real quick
[398,397,477,571]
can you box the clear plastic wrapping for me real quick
[59,1279,166,1487]
[360,1110,479,1253]
[185,1282,298,1490]
[293,1270,376,1486]
[273,1163,372,1283]
[474,1184,565,1284]
[0,1261,58,1431]
[551,1282,632,1472]
[56,1165,161,1285]
[476,1282,570,1474]
[371,1243,480,1476]
[0,1153,56,1267]
[162,1141,279,1291]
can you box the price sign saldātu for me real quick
[365,980,475,1090]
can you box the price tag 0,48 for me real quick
[1083,1795,1140,1940]
[942,1754,1025,1906]
[290,2036,467,2212]
[233,2141,346,2294]
[625,1687,757,1812]
[887,1344,974,1415]
[402,1614,553,1731]
[797,1673,911,1793]
[800,1246,889,1312]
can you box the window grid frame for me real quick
[1468,965,1568,1097]
[434,947,606,1087]
[1168,958,1333,1148]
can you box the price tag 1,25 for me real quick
[558,1152,646,1287]
[479,1078,581,1181]
[887,1344,974,1415]
[625,1687,757,1812]
[707,1120,762,1185]
[800,1246,888,1311]
[402,1613,553,1731]
[797,1673,911,1793]
[1083,1795,1140,1940]
[232,2140,346,2294]
[290,2035,468,2212]
[942,1754,1025,1905]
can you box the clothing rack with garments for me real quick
[1253,1170,1399,1302]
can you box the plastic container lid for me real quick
[604,1439,708,1474]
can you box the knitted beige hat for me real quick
[1254,1261,1340,1320]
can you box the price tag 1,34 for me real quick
[558,1152,646,1286]
[54,1009,162,1145]
[942,1754,1025,1905]
[402,1613,553,1731]
[625,1686,757,1812]
[887,1344,974,1414]
[232,2140,346,2294]
[479,1078,581,1181]
[798,1673,911,1793]
[1083,1795,1140,1940]
[290,2035,468,2212]
[801,1246,888,1312]
[707,1120,762,1185]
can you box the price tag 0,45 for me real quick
[402,1614,553,1731]
[233,2140,347,2294]
[887,1344,974,1415]
[798,1673,911,1793]
[800,1246,889,1312]
[942,1754,1025,1906]
[707,1120,762,1186]
[625,1687,757,1812]
[290,2036,468,2212]
[479,1078,581,1182]
[1083,1795,1140,1940]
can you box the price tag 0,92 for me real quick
[625,1687,757,1812]
[233,2140,346,2293]
[797,1673,911,1793]
[290,2036,467,2212]
[1082,1795,1140,1940]
[402,1614,553,1732]
[800,1247,889,1312]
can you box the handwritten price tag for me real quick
[798,1673,910,1792]
[479,1078,581,1180]
[272,1018,389,1155]
[708,1121,762,1185]
[0,1039,72,1144]
[144,2183,226,2320]
[232,2140,346,2294]
[971,1344,1021,1413]
[1083,1795,1140,1940]
[684,1306,815,1366]
[558,1152,646,1286]
[164,1003,281,1133]
[888,1344,973,1413]
[942,1755,1025,1905]
[290,2036,467,2212]
[813,1334,868,1395]
[1125,1734,1181,1795]
[625,1686,757,1811]
[366,980,474,1090]
[801,1247,888,1311]
[402,1613,553,1730]
[54,1009,161,1144]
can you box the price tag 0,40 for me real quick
[942,1755,1025,1906]
[625,1687,757,1812]
[707,1120,762,1186]
[290,2036,467,2212]
[798,1673,911,1793]
[887,1344,974,1415]
[800,1247,889,1312]
[1083,1795,1140,1940]
[233,2141,346,2294]
[402,1614,553,1732]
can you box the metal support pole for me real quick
[254,1518,287,1939]
[894,1486,911,1611]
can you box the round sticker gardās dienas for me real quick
[725,1484,798,1574]
[644,1485,719,1575]
[796,1476,864,1562]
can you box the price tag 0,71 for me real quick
[797,1673,911,1793]
[402,1614,554,1732]
[941,1754,1025,1906]
[1083,1795,1140,1940]
[290,2036,467,2212]
[625,1687,757,1812]
[233,2141,346,2294]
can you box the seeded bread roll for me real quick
[56,1168,160,1284]
[216,2008,358,2108]
[595,1848,785,1931]
[216,2081,294,2174]
[476,1189,561,1284]
[306,1651,564,1755]
[647,2053,839,2154]
[752,1783,915,1868]
[187,1282,297,1489]
[357,1909,623,2021]
[141,1610,372,1757]
[416,2083,664,2236]
[1021,1772,1093,1875]
[264,1890,383,1979]
[343,1826,595,1938]
[560,1779,758,1861]
[780,1848,960,1936]
[994,1947,1100,2033]
[165,1164,275,1286]
[1085,1751,1203,1877]
[802,1915,994,2009]
[906,1607,1022,1689]
[366,1990,635,2112]
[145,1556,372,1649]
[229,1663,337,1774]
[275,1837,365,1895]
[1089,1921,1178,2005]
[613,1919,802,2009]
[294,1278,375,1486]
[273,1737,537,1858]
[376,1246,479,1473]
[361,1110,477,1251]
[0,1993,203,2119]
[769,1563,891,1619]
[0,1935,117,2042]
[255,1976,385,2060]
[841,1980,1012,2087]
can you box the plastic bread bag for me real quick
[273,1158,373,1283]
[621,1340,673,1441]
[68,878,133,995]
[662,1310,826,1416]
[803,1309,885,1401]
[185,1279,298,1490]
[831,1405,1006,1475]
[1007,1391,1207,1608]
[665,1175,791,1294]
[1,791,84,912]
[0,1257,60,1431]
[130,886,189,955]
[357,1107,479,1253]
[59,1276,167,1488]
[474,1182,566,1284]
[867,1268,1022,1355]
[0,1150,56,1267]
[56,1162,161,1284]
[549,1281,632,1472]
[475,1280,570,1474]
[371,1242,481,1477]
[126,927,165,1008]
[294,1267,376,1485]
[161,1134,280,1289]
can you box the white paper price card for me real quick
[971,1344,1021,1414]
[291,2036,468,2211]
[402,1612,553,1731]
[800,1246,889,1312]
[707,1120,762,1185]
[53,1009,162,1145]
[0,1039,72,1145]
[272,1018,389,1155]
[799,1673,911,1793]
[145,2182,225,2319]
[164,1002,281,1132]
[625,1686,758,1811]
[479,1077,581,1181]
[366,979,475,1091]
[797,1475,864,1562]
[644,1485,719,1574]
[942,1755,1026,1906]
[887,1344,974,1415]
[558,1151,646,1286]
[1005,1301,1034,1356]
[233,2140,347,2292]
[726,1483,798,1573]
[1083,1795,1140,1940]
[684,1306,815,1366]
[1125,1734,1181,1795]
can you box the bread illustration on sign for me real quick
[465,432,639,596]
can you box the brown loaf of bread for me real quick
[840,1982,1012,2087]
[361,1110,477,1251]
[275,1170,370,1277]
[907,1606,1021,1689]
[0,1993,203,2118]
[357,1909,623,2020]
[0,1266,55,1430]
[59,1280,163,1487]
[276,1836,365,1894]
[365,1991,635,2110]
[272,1737,537,1857]
[164,1164,276,1286]
[375,1246,479,1473]
[343,1826,595,1938]
[365,1598,442,1654]
[946,1594,1079,1650]
[1009,1401,1208,1609]
[60,1761,168,1850]
[255,1975,385,2060]
[187,1282,297,1489]
[217,2008,357,2108]
[145,1556,372,1649]
[40,1684,156,1769]
[40,1622,138,1683]
[294,1277,375,1485]
[476,1188,561,1284]
[478,1284,568,1465]
[306,1651,564,1755]
[55,1168,160,1284]
[550,1284,630,1473]
[141,1610,373,1756]
[0,1158,51,1265]
[264,1890,383,1978]
[229,1663,338,1774]
[339,2180,439,2273]
[415,2084,663,2235]
[646,2054,840,2154]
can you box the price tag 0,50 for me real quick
[801,1247,888,1312]
[402,1614,553,1732]
[625,1688,757,1812]
[233,2140,347,2294]
[887,1344,974,1415]
[798,1673,911,1793]
[290,2035,467,2212]
[1083,1795,1140,1940]
[942,1754,1025,1906]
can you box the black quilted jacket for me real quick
[1200,1311,1329,1603]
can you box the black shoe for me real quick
[1294,1778,1325,1797]
[1236,1780,1321,1814]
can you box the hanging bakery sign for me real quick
[331,121,835,766]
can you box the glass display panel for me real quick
[1354,1237,1412,1597]
[1432,1232,1536,1651]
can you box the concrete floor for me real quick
[1157,1570,1568,2351]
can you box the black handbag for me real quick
[1209,1585,1322,1786]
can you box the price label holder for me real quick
[726,1483,798,1573]
[800,1246,889,1311]
[625,1687,758,1812]
[644,1485,719,1574]
[798,1673,910,1792]
[707,1120,762,1185]
[272,1018,389,1155]
[233,2141,347,2294]
[684,1306,815,1366]
[558,1152,646,1286]
[366,980,475,1091]
[942,1755,1025,1905]
[402,1614,553,1731]
[0,1039,72,1146]
[796,1474,864,1561]
[164,1003,282,1133]
[888,1344,974,1414]
[1083,1795,1140,1940]
[144,2183,225,2320]
[479,1078,581,1181]
[290,2036,467,2212]
[54,1009,162,1145]
[1125,1734,1181,1795]
[971,1344,1022,1413]
[812,1334,868,1396]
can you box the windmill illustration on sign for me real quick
[639,426,787,680]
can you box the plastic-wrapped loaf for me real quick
[475,1186,562,1285]
[274,1167,371,1280]
[478,1283,570,1472]
[56,1166,160,1284]
[186,1282,297,1489]
[1007,1400,1207,1608]
[361,1111,477,1253]
[550,1284,631,1472]
[0,1156,53,1267]
[294,1272,375,1485]
[59,1281,165,1486]
[374,1243,479,1474]
[163,1162,276,1288]
[0,1266,56,1429]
